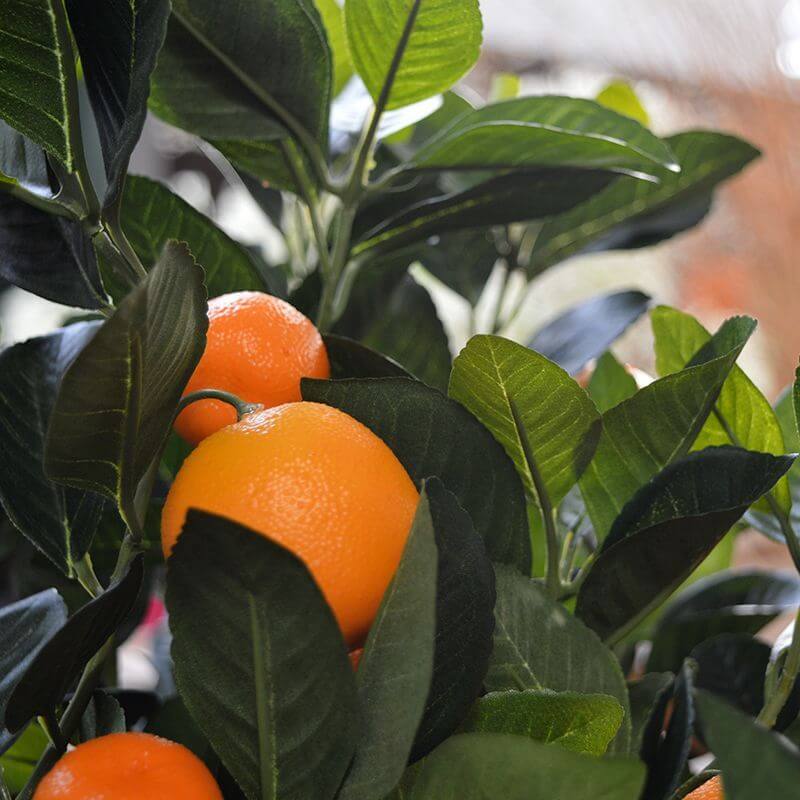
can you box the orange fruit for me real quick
[174,292,330,444]
[33,732,221,799]
[685,776,723,800]
[162,402,419,645]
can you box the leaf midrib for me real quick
[249,592,276,800]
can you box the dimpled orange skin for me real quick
[174,291,330,444]
[685,776,723,800]
[33,732,222,800]
[162,402,420,646]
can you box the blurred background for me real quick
[2,0,798,391]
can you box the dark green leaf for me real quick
[345,0,482,110]
[0,591,67,751]
[486,566,632,753]
[628,673,673,755]
[410,733,646,800]
[66,0,171,207]
[301,376,530,571]
[410,480,495,760]
[652,306,790,511]
[45,241,207,532]
[576,447,795,641]
[353,169,617,259]
[696,691,800,799]
[0,323,105,573]
[412,96,677,177]
[6,556,143,733]
[0,0,80,168]
[106,175,265,300]
[324,334,411,380]
[529,290,652,375]
[337,482,438,800]
[579,316,755,540]
[449,334,600,509]
[77,690,125,742]
[648,570,800,673]
[588,352,638,413]
[463,691,623,756]
[0,193,107,308]
[166,510,358,800]
[0,122,51,193]
[528,132,759,273]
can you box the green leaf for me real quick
[412,96,677,178]
[410,480,496,760]
[576,447,795,642]
[0,323,105,574]
[301,376,531,571]
[78,690,125,742]
[45,241,207,533]
[489,73,521,102]
[652,306,790,512]
[579,315,754,540]
[65,0,171,207]
[696,691,800,799]
[449,335,600,509]
[166,510,359,800]
[528,132,759,274]
[648,570,800,674]
[0,723,48,792]
[486,566,632,753]
[464,691,623,756]
[0,591,67,752]
[314,0,353,95]
[0,0,80,169]
[352,169,617,259]
[588,352,637,413]
[529,290,651,376]
[324,334,411,380]
[0,193,107,309]
[149,0,331,167]
[345,0,482,111]
[5,556,143,733]
[596,80,649,125]
[105,175,266,300]
[337,482,438,800]
[0,122,50,193]
[410,733,646,800]
[627,672,673,755]
[361,275,451,393]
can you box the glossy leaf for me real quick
[0,323,105,574]
[411,733,646,800]
[0,193,107,309]
[337,482,438,800]
[323,334,411,380]
[412,96,677,178]
[528,132,759,273]
[65,0,171,206]
[579,316,754,540]
[410,480,495,760]
[576,447,795,641]
[345,0,482,110]
[449,335,600,508]
[464,691,623,756]
[302,377,531,571]
[529,290,652,376]
[107,175,266,300]
[0,591,67,752]
[45,242,207,532]
[486,566,632,753]
[652,306,791,511]
[696,691,800,799]
[5,556,143,733]
[0,0,79,168]
[648,570,800,673]
[588,352,638,413]
[166,510,358,800]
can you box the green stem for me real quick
[176,389,260,421]
[103,196,147,282]
[757,609,800,728]
[73,555,103,598]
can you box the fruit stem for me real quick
[176,389,260,422]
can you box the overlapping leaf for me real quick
[588,352,638,413]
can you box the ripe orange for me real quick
[162,402,420,645]
[33,732,221,799]
[174,292,330,444]
[685,776,723,800]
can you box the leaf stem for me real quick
[73,554,104,598]
[757,609,800,728]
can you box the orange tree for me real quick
[1,1,800,798]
